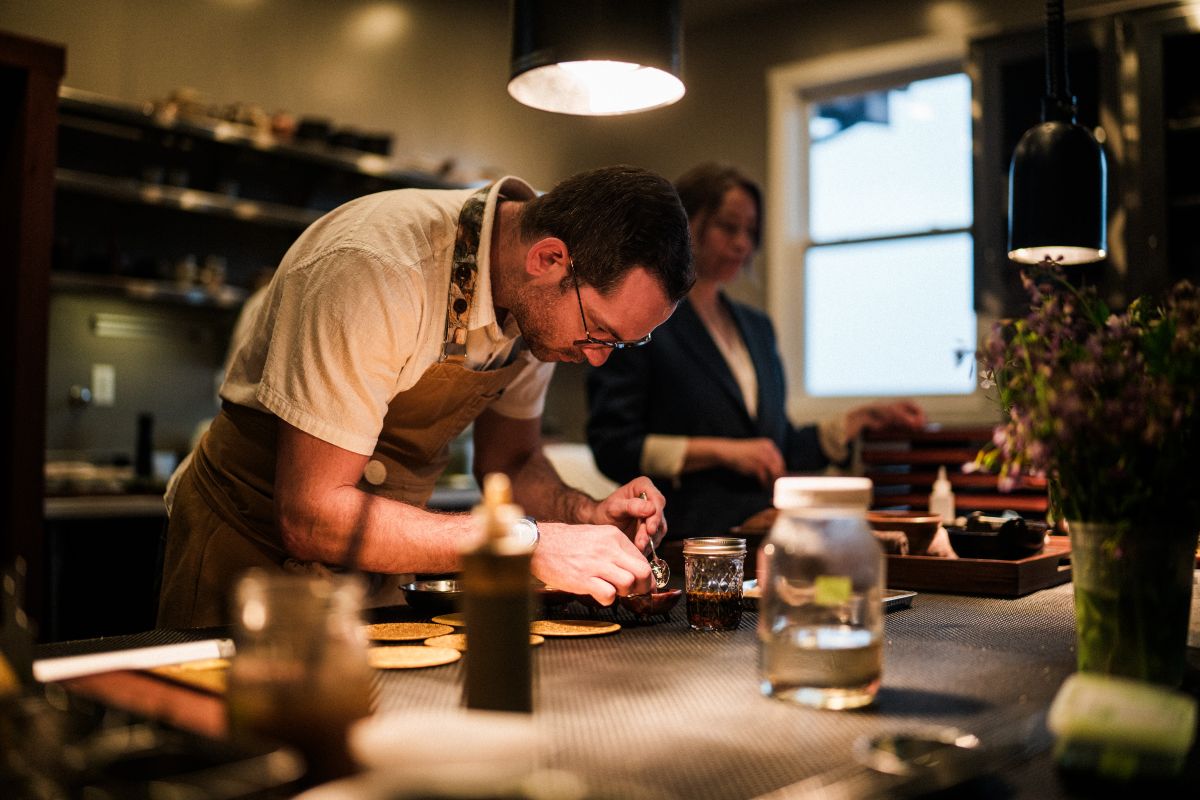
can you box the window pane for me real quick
[804,234,977,397]
[809,73,972,242]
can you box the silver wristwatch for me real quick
[512,515,540,548]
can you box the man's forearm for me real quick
[278,485,476,573]
[508,448,597,523]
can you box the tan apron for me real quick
[158,186,528,628]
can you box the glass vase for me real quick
[1068,520,1199,688]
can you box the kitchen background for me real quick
[7,0,1198,638]
[3,0,1120,465]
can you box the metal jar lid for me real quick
[682,537,747,556]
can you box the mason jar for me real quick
[758,477,883,709]
[225,570,373,783]
[683,537,747,631]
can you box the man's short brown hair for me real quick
[520,165,694,302]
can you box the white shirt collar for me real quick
[470,176,537,341]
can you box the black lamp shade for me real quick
[508,0,684,116]
[1008,120,1108,265]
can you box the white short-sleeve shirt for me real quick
[220,177,555,457]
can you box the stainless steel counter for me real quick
[45,494,168,520]
[34,583,1200,798]
[362,584,1200,799]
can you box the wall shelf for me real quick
[51,272,248,310]
[52,86,461,293]
[58,86,457,188]
[56,167,323,229]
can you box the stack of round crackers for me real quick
[361,614,620,669]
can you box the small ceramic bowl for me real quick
[866,511,942,555]
[618,588,682,618]
[536,587,577,608]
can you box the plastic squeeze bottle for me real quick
[462,472,534,712]
[928,466,956,525]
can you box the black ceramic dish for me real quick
[947,517,1047,560]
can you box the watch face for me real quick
[513,517,539,548]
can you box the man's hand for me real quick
[590,478,666,553]
[531,522,654,606]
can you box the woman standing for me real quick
[587,163,925,537]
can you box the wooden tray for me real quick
[886,536,1071,597]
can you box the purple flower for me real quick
[977,266,1200,526]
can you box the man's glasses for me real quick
[569,260,652,349]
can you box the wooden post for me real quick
[0,30,66,634]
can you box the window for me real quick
[768,38,992,422]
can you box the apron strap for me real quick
[442,185,492,363]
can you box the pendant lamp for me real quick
[1008,0,1107,265]
[508,0,684,116]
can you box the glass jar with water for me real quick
[758,477,883,709]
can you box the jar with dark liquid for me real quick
[683,537,746,631]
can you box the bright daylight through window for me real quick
[803,72,975,397]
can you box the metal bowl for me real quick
[400,579,463,615]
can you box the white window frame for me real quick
[766,36,997,426]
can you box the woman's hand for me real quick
[720,438,786,488]
[843,401,927,441]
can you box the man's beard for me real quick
[507,282,579,363]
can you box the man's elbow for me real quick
[276,500,328,562]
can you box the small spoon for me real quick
[639,492,670,590]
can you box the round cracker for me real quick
[362,622,453,641]
[430,612,467,628]
[423,633,545,652]
[367,645,460,669]
[530,619,621,637]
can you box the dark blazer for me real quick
[587,294,829,538]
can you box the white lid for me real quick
[773,476,873,509]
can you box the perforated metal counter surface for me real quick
[369,583,1125,799]
[35,583,1200,798]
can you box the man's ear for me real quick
[525,237,570,280]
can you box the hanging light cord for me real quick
[1042,0,1074,121]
